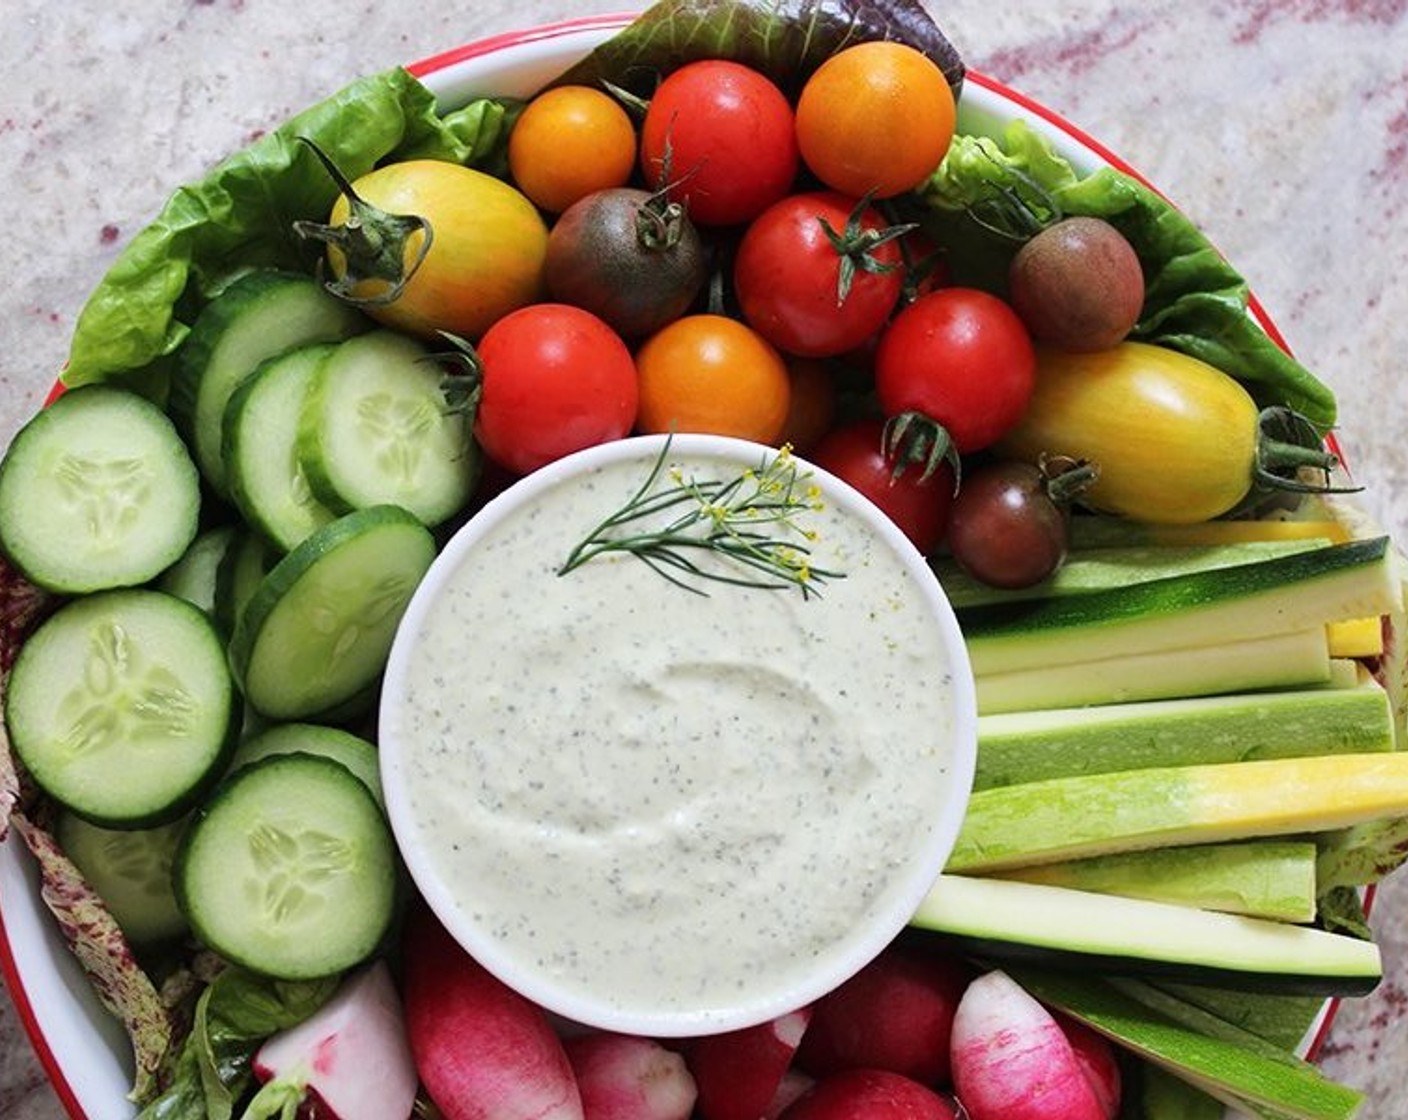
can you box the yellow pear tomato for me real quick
[996,341,1336,523]
[320,159,549,341]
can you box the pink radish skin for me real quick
[402,907,584,1120]
[949,971,1107,1120]
[779,1068,960,1120]
[565,1033,697,1120]
[685,1006,814,1120]
[1054,1012,1122,1119]
[765,1070,816,1119]
[797,944,970,1084]
[248,959,417,1120]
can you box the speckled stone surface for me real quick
[2,1,1407,1117]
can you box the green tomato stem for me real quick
[1253,406,1358,496]
[290,137,433,307]
[883,411,963,488]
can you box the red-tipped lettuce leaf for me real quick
[556,0,965,99]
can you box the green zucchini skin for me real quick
[917,931,1380,999]
[909,876,1382,999]
[1013,969,1365,1120]
[957,536,1389,639]
[974,679,1394,789]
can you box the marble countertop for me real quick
[3,0,1407,1116]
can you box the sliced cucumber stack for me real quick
[0,385,200,594]
[229,505,436,720]
[297,330,479,528]
[175,752,397,979]
[5,589,238,827]
[169,270,365,497]
[222,342,339,552]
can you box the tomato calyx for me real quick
[1253,406,1359,495]
[634,188,692,253]
[291,137,434,306]
[894,229,949,304]
[882,410,963,487]
[428,331,483,417]
[1036,453,1101,505]
[818,195,918,304]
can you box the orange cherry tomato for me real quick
[635,315,791,444]
[795,41,956,199]
[508,85,638,214]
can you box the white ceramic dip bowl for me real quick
[378,433,977,1036]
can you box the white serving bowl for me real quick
[379,432,976,1037]
[0,13,1339,1118]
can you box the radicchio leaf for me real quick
[555,0,965,100]
[9,812,177,1103]
[0,556,53,834]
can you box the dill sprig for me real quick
[558,439,844,598]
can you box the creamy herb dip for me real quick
[380,436,975,1035]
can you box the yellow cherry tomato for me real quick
[996,341,1269,523]
[325,159,548,341]
[795,41,956,199]
[508,85,638,214]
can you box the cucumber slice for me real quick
[170,270,365,497]
[229,506,436,720]
[55,809,189,945]
[0,385,200,594]
[213,530,279,637]
[157,524,238,617]
[230,722,383,808]
[175,752,396,979]
[297,330,479,528]
[223,343,339,552]
[5,589,239,826]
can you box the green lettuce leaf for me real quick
[135,968,338,1120]
[921,120,1339,429]
[555,0,964,98]
[62,68,512,390]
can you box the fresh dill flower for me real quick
[558,439,844,598]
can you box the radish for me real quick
[684,1006,813,1120]
[402,906,584,1120]
[243,959,417,1120]
[796,943,969,1084]
[949,970,1106,1120]
[565,1032,697,1120]
[779,1068,960,1120]
[765,1070,816,1119]
[1053,1011,1122,1119]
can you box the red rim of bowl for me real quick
[0,13,1355,1117]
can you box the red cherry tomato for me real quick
[473,303,638,476]
[734,191,907,359]
[874,287,1036,455]
[639,60,799,227]
[810,418,955,555]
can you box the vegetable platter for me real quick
[2,2,1408,1119]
